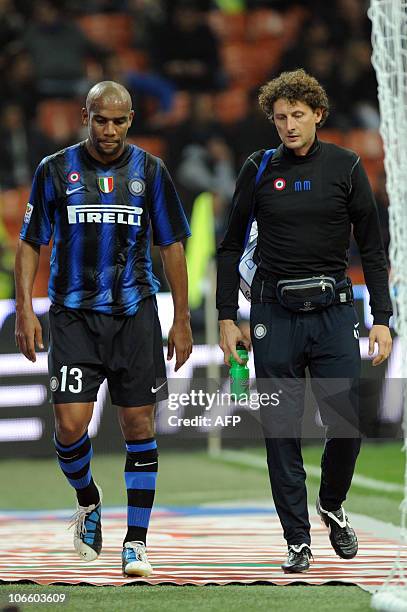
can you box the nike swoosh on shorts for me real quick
[151,382,167,394]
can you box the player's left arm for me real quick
[368,325,392,367]
[160,241,193,372]
[148,155,192,371]
[348,157,393,366]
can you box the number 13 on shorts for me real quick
[57,365,83,393]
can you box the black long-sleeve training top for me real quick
[216,138,392,326]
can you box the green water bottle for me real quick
[229,342,249,400]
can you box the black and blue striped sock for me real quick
[54,431,100,507]
[124,438,158,545]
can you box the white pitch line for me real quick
[217,450,404,494]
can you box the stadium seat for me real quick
[318,129,345,146]
[361,158,384,192]
[0,187,29,222]
[251,39,283,79]
[348,265,365,285]
[214,88,248,123]
[77,13,133,51]
[127,136,166,158]
[221,41,281,87]
[345,129,384,159]
[221,42,250,84]
[278,5,309,48]
[37,100,82,141]
[0,187,30,248]
[209,11,247,42]
[0,186,52,294]
[117,48,149,72]
[163,91,192,126]
[247,9,285,41]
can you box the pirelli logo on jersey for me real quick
[67,204,143,226]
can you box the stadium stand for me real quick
[0,0,383,297]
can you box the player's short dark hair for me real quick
[258,68,329,128]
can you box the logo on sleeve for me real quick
[68,171,81,183]
[128,178,145,196]
[273,178,286,191]
[24,203,33,224]
[97,176,114,193]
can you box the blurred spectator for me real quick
[152,2,224,92]
[227,88,281,167]
[272,8,377,130]
[127,0,167,51]
[279,17,334,72]
[175,131,235,250]
[23,0,110,98]
[305,47,348,128]
[2,52,39,122]
[0,0,24,65]
[339,40,380,129]
[106,55,175,135]
[177,137,236,205]
[69,0,128,13]
[0,103,55,189]
[331,0,371,46]
[290,0,370,49]
[165,93,226,175]
[275,18,349,127]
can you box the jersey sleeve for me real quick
[216,152,262,321]
[348,157,393,326]
[149,157,191,246]
[19,159,55,246]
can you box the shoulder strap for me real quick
[238,148,276,301]
[255,148,276,186]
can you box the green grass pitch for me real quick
[0,441,404,611]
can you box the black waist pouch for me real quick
[276,276,336,312]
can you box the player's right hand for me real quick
[219,320,248,366]
[15,308,44,362]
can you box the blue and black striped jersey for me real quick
[20,142,191,314]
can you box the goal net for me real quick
[369,1,407,610]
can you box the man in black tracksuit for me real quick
[216,69,393,573]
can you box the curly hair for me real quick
[258,69,329,128]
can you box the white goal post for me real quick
[369,1,407,610]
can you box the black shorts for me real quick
[48,296,168,406]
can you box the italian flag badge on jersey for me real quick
[97,176,114,193]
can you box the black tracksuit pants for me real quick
[250,301,361,547]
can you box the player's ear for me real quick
[81,107,89,126]
[128,110,134,126]
[314,107,323,125]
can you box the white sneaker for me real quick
[122,541,153,577]
[69,484,103,562]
